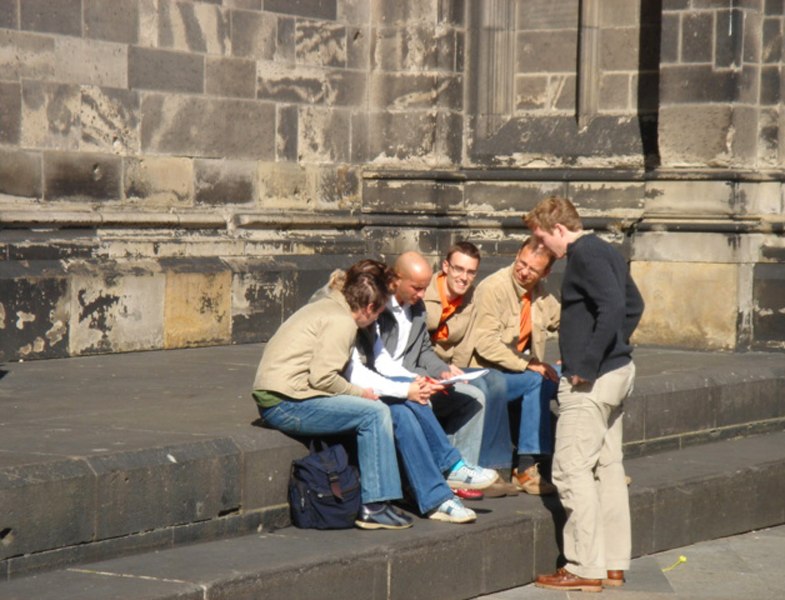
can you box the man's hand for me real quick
[407,377,432,404]
[361,388,379,400]
[525,358,559,382]
[439,364,465,381]
[569,374,589,386]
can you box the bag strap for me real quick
[315,444,345,500]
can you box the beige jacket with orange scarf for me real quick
[464,264,560,372]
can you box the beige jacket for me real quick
[465,264,560,371]
[252,290,366,399]
[423,273,476,367]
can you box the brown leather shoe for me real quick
[604,570,625,587]
[535,568,602,592]
[511,464,557,495]
[479,470,519,497]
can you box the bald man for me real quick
[371,251,490,473]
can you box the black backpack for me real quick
[288,441,362,529]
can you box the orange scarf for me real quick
[516,292,532,353]
[433,274,463,341]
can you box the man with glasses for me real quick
[422,242,525,497]
[460,238,562,495]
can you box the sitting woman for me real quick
[252,259,412,530]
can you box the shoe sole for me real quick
[447,480,495,491]
[428,512,476,524]
[535,582,602,593]
[603,579,624,587]
[354,520,413,530]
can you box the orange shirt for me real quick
[432,273,464,341]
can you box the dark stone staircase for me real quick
[0,344,783,599]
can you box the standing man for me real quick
[464,238,561,495]
[526,197,644,592]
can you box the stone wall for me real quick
[0,0,783,360]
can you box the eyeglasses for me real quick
[447,263,478,278]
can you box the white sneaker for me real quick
[446,463,498,490]
[428,496,477,524]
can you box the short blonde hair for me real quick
[525,196,582,233]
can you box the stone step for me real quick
[0,344,783,578]
[1,430,784,600]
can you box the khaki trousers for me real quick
[552,361,636,580]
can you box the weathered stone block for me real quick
[163,261,231,348]
[481,520,536,591]
[225,0,261,9]
[158,0,230,54]
[599,73,630,111]
[600,0,639,27]
[659,104,733,166]
[0,262,69,361]
[350,110,369,163]
[206,56,256,98]
[84,0,139,43]
[0,29,55,81]
[517,0,578,30]
[0,147,41,198]
[228,261,297,344]
[552,74,576,111]
[20,0,81,36]
[141,95,275,160]
[195,159,256,205]
[0,0,16,28]
[372,25,456,72]
[68,262,165,355]
[89,439,241,539]
[129,46,204,94]
[0,81,20,144]
[0,460,95,559]
[310,164,361,210]
[660,12,679,64]
[660,65,737,103]
[681,12,714,63]
[736,64,760,105]
[753,263,785,350]
[44,151,122,202]
[346,23,369,69]
[600,28,640,71]
[569,181,645,215]
[760,65,781,105]
[257,61,327,103]
[464,181,566,214]
[631,261,739,350]
[715,10,744,68]
[368,110,459,164]
[230,10,277,59]
[276,104,298,162]
[299,106,350,162]
[276,15,296,62]
[762,17,783,63]
[370,72,462,110]
[54,36,128,89]
[643,179,734,216]
[258,161,308,209]
[265,0,337,21]
[737,181,783,215]
[21,81,81,150]
[515,75,548,110]
[296,20,346,67]
[517,30,578,73]
[124,156,193,207]
[363,178,463,214]
[372,2,436,25]
[80,86,140,154]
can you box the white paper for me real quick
[437,369,489,385]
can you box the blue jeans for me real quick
[477,367,559,469]
[472,368,515,470]
[504,367,559,456]
[259,395,402,504]
[385,400,459,515]
[430,382,485,465]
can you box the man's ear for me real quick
[441,259,450,275]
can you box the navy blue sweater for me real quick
[559,234,644,382]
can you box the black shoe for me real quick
[355,502,414,530]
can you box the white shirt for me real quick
[345,322,418,398]
[387,295,413,363]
